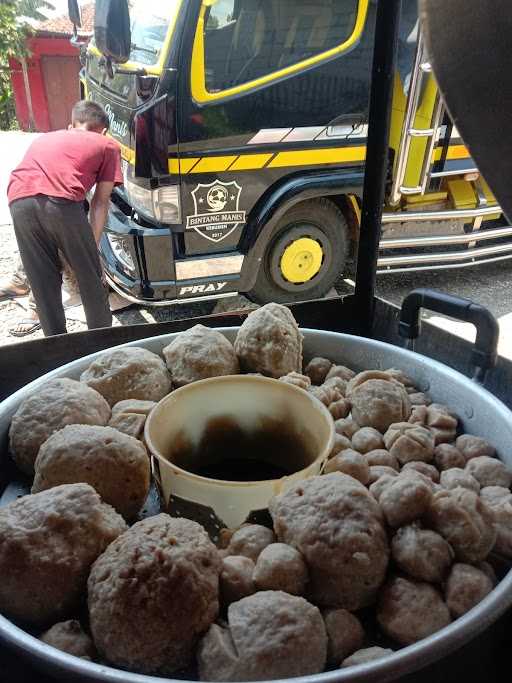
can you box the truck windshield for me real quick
[129,0,181,66]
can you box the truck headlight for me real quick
[107,234,135,273]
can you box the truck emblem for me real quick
[187,181,246,243]
[179,282,228,296]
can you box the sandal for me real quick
[9,318,42,337]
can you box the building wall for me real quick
[9,35,86,132]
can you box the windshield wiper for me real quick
[130,43,159,56]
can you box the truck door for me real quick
[175,0,375,257]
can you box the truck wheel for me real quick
[247,198,349,304]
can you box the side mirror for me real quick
[94,0,131,64]
[67,0,81,27]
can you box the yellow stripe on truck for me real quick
[167,143,471,175]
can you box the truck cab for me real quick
[82,0,508,306]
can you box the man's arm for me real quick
[89,181,114,244]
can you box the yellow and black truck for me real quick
[77,0,509,306]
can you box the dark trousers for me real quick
[10,196,112,336]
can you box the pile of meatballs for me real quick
[1,302,512,681]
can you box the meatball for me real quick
[368,466,399,485]
[330,433,353,457]
[305,357,333,385]
[224,524,275,562]
[324,449,370,485]
[341,646,394,668]
[323,609,364,665]
[220,556,255,606]
[402,461,440,483]
[80,347,172,406]
[9,378,110,476]
[329,398,351,420]
[32,425,150,519]
[365,449,400,470]
[434,444,466,471]
[309,384,344,408]
[352,427,384,454]
[198,591,326,681]
[480,486,512,557]
[377,576,451,645]
[0,483,126,625]
[391,524,454,583]
[465,456,512,488]
[324,376,348,396]
[346,370,398,394]
[456,435,496,462]
[369,474,399,501]
[411,404,458,445]
[408,392,432,406]
[234,303,302,378]
[334,418,360,439]
[440,468,480,494]
[427,488,496,563]
[348,379,411,433]
[383,422,435,465]
[253,543,308,595]
[445,563,493,618]
[88,515,221,674]
[279,371,311,390]
[326,365,355,383]
[111,399,157,416]
[380,474,432,528]
[269,473,389,609]
[40,620,96,660]
[109,399,156,439]
[385,368,416,389]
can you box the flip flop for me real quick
[0,286,29,302]
[9,319,42,337]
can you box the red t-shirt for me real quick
[7,129,123,205]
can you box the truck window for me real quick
[195,0,366,101]
[128,0,181,66]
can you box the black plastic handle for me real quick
[399,288,499,381]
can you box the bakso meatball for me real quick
[341,646,394,668]
[40,620,96,660]
[323,609,364,665]
[32,425,150,519]
[270,473,389,609]
[444,563,493,618]
[402,461,440,483]
[385,368,416,390]
[348,379,411,433]
[111,399,156,416]
[328,399,351,420]
[434,444,466,471]
[234,303,302,378]
[88,515,221,675]
[334,418,360,439]
[368,466,399,486]
[369,474,399,502]
[379,474,432,528]
[427,487,496,563]
[323,376,348,396]
[440,468,480,494]
[9,378,110,476]
[465,456,512,488]
[80,347,172,406]
[325,365,355,383]
[253,543,308,596]
[162,325,239,387]
[365,449,400,470]
[324,449,370,485]
[330,433,353,457]
[455,435,496,462]
[279,371,311,390]
[352,427,384,454]
[109,399,156,439]
[391,524,454,583]
[346,370,398,394]
[309,383,343,407]
[383,422,435,465]
[408,392,432,406]
[197,591,326,681]
[220,556,255,606]
[224,524,275,562]
[305,357,332,385]
[377,576,451,645]
[0,484,127,625]
[410,404,458,445]
[479,486,512,557]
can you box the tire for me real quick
[247,198,349,305]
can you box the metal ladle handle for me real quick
[399,288,499,384]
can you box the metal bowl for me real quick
[1,328,511,683]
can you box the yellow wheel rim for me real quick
[280,238,323,284]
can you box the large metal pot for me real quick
[1,328,511,683]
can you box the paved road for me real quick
[1,131,511,357]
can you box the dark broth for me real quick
[171,416,313,482]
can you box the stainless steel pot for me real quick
[1,328,511,683]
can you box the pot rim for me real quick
[1,328,511,683]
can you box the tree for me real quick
[0,0,55,130]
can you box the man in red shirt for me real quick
[7,100,122,337]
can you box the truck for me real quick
[78,0,510,307]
